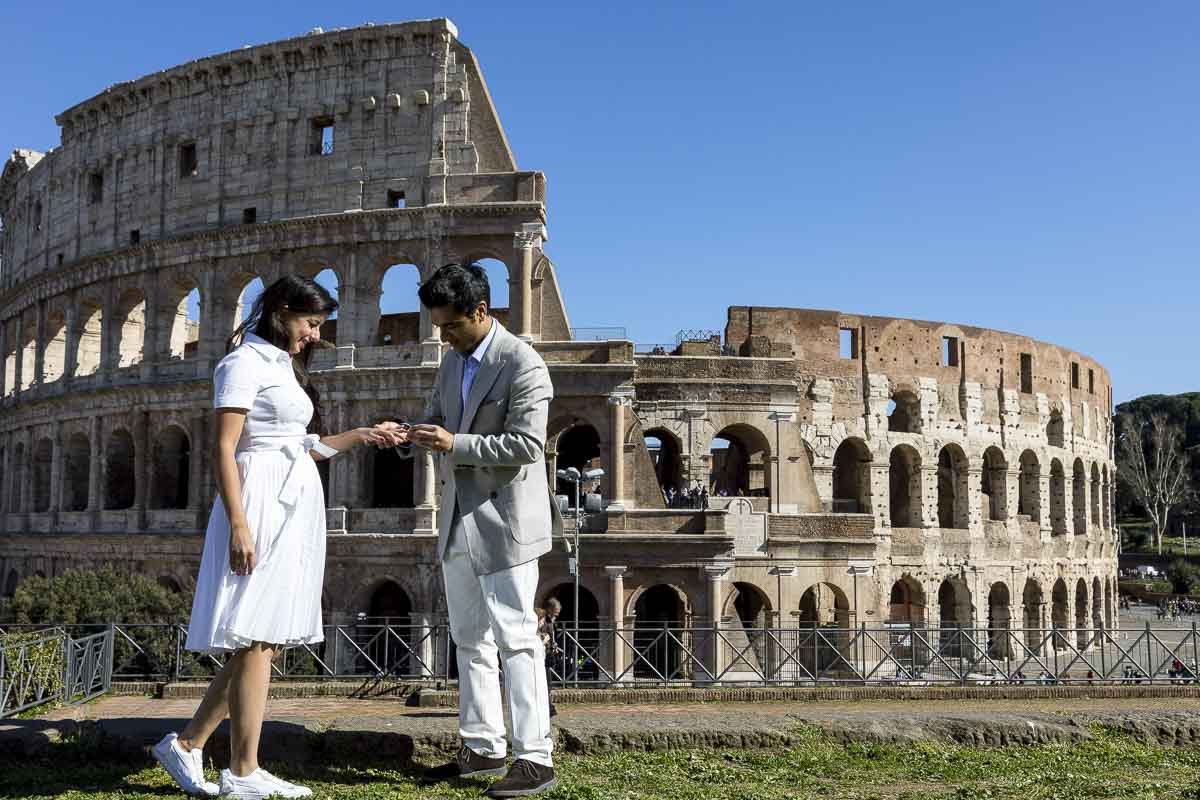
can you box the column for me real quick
[133,411,150,529]
[512,224,544,341]
[188,414,206,510]
[869,463,890,529]
[608,396,628,509]
[414,448,438,536]
[140,271,159,379]
[605,566,627,682]
[0,318,8,399]
[420,244,444,364]
[13,310,24,399]
[705,563,731,678]
[88,416,102,513]
[966,465,984,533]
[920,465,939,529]
[63,298,79,382]
[19,433,32,514]
[33,301,46,388]
[49,421,64,513]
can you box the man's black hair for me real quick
[418,262,491,314]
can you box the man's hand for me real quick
[373,421,411,448]
[410,424,454,453]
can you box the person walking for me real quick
[381,263,561,797]
[152,276,388,799]
[543,597,562,717]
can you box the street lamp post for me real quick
[556,465,604,684]
[766,411,794,514]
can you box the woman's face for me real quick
[282,310,328,355]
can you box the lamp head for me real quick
[583,468,606,480]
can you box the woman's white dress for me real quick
[185,333,327,654]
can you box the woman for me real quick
[152,275,388,798]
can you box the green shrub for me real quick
[1166,559,1199,595]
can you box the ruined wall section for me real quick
[0,19,526,290]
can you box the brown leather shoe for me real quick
[423,744,507,783]
[486,759,558,797]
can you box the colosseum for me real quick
[0,19,1116,679]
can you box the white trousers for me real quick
[442,523,553,766]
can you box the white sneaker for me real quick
[219,768,313,799]
[151,732,219,797]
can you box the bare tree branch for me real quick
[1117,413,1192,555]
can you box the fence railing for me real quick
[8,622,1200,699]
[0,627,112,718]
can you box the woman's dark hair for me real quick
[227,274,338,433]
[418,262,491,314]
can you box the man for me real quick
[542,597,562,718]
[382,263,561,797]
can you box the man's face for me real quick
[432,302,490,354]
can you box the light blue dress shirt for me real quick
[461,319,498,412]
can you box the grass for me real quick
[4,728,1200,799]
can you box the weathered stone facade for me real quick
[0,20,1116,670]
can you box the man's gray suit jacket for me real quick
[421,320,563,575]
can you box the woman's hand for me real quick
[229,521,255,576]
[351,426,391,448]
[372,421,412,448]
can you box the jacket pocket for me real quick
[494,484,536,544]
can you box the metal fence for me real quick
[0,627,112,718]
[8,622,1200,705]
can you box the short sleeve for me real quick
[213,352,260,409]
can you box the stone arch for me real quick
[888,575,926,625]
[987,582,1012,658]
[114,288,147,368]
[363,578,414,674]
[9,441,25,511]
[31,437,52,513]
[104,428,136,510]
[981,447,1008,522]
[888,444,922,528]
[42,309,67,383]
[162,275,202,360]
[2,320,17,395]
[937,577,972,656]
[63,432,90,511]
[797,582,850,628]
[1051,578,1069,650]
[74,299,103,377]
[644,427,685,500]
[1092,576,1103,631]
[832,437,872,514]
[554,423,603,507]
[539,581,601,628]
[1075,578,1089,649]
[888,389,921,433]
[471,257,511,314]
[19,316,36,390]
[151,425,190,509]
[797,582,851,675]
[1022,578,1043,650]
[157,575,182,593]
[1105,577,1114,631]
[3,569,18,598]
[632,583,688,678]
[1046,409,1065,448]
[1090,463,1102,528]
[1018,450,1041,523]
[1102,465,1112,530]
[936,443,969,529]
[371,435,415,509]
[374,261,422,345]
[725,581,771,628]
[235,274,266,324]
[1049,459,1067,535]
[709,423,771,499]
[1072,459,1087,535]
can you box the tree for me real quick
[1117,413,1193,555]
[5,565,191,625]
[1167,560,1199,595]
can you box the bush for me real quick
[1124,527,1151,552]
[1166,559,1199,595]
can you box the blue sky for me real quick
[3,2,1197,402]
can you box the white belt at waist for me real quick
[237,434,321,508]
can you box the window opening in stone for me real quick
[129,229,140,245]
[1071,362,1079,389]
[179,142,198,177]
[387,190,406,208]
[242,207,257,225]
[56,253,64,267]
[1019,353,1033,394]
[942,336,959,367]
[312,268,340,326]
[237,276,266,322]
[33,201,42,232]
[377,263,421,346]
[474,258,510,314]
[88,172,104,204]
[312,118,334,155]
[1088,369,1094,394]
[839,328,857,359]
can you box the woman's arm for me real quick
[309,426,389,460]
[213,409,254,576]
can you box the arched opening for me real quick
[832,438,872,514]
[1092,576,1103,632]
[987,582,1011,658]
[371,444,415,508]
[888,445,922,528]
[1049,459,1067,535]
[3,569,18,598]
[936,444,968,529]
[1022,579,1043,651]
[19,318,36,390]
[9,442,25,511]
[475,258,510,323]
[1072,459,1087,535]
[555,424,603,507]
[644,428,685,503]
[151,426,190,509]
[633,585,685,679]
[164,279,201,360]
[1090,463,1101,528]
[365,580,413,675]
[1102,466,1112,530]
[708,424,771,499]
[1017,450,1040,523]
[798,583,850,628]
[540,582,601,681]
[157,576,182,593]
[32,438,52,513]
[2,320,17,394]
[888,576,926,625]
[1075,578,1089,650]
[887,390,920,433]
[1051,578,1069,651]
[311,267,340,324]
[1046,410,1065,448]
[797,583,851,675]
[104,430,136,510]
[981,447,1008,522]
[74,301,103,377]
[937,578,972,657]
[42,311,67,383]
[64,433,90,511]
[376,263,422,346]
[237,276,266,323]
[114,289,147,368]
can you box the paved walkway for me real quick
[7,694,1200,764]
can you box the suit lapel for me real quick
[459,322,508,433]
